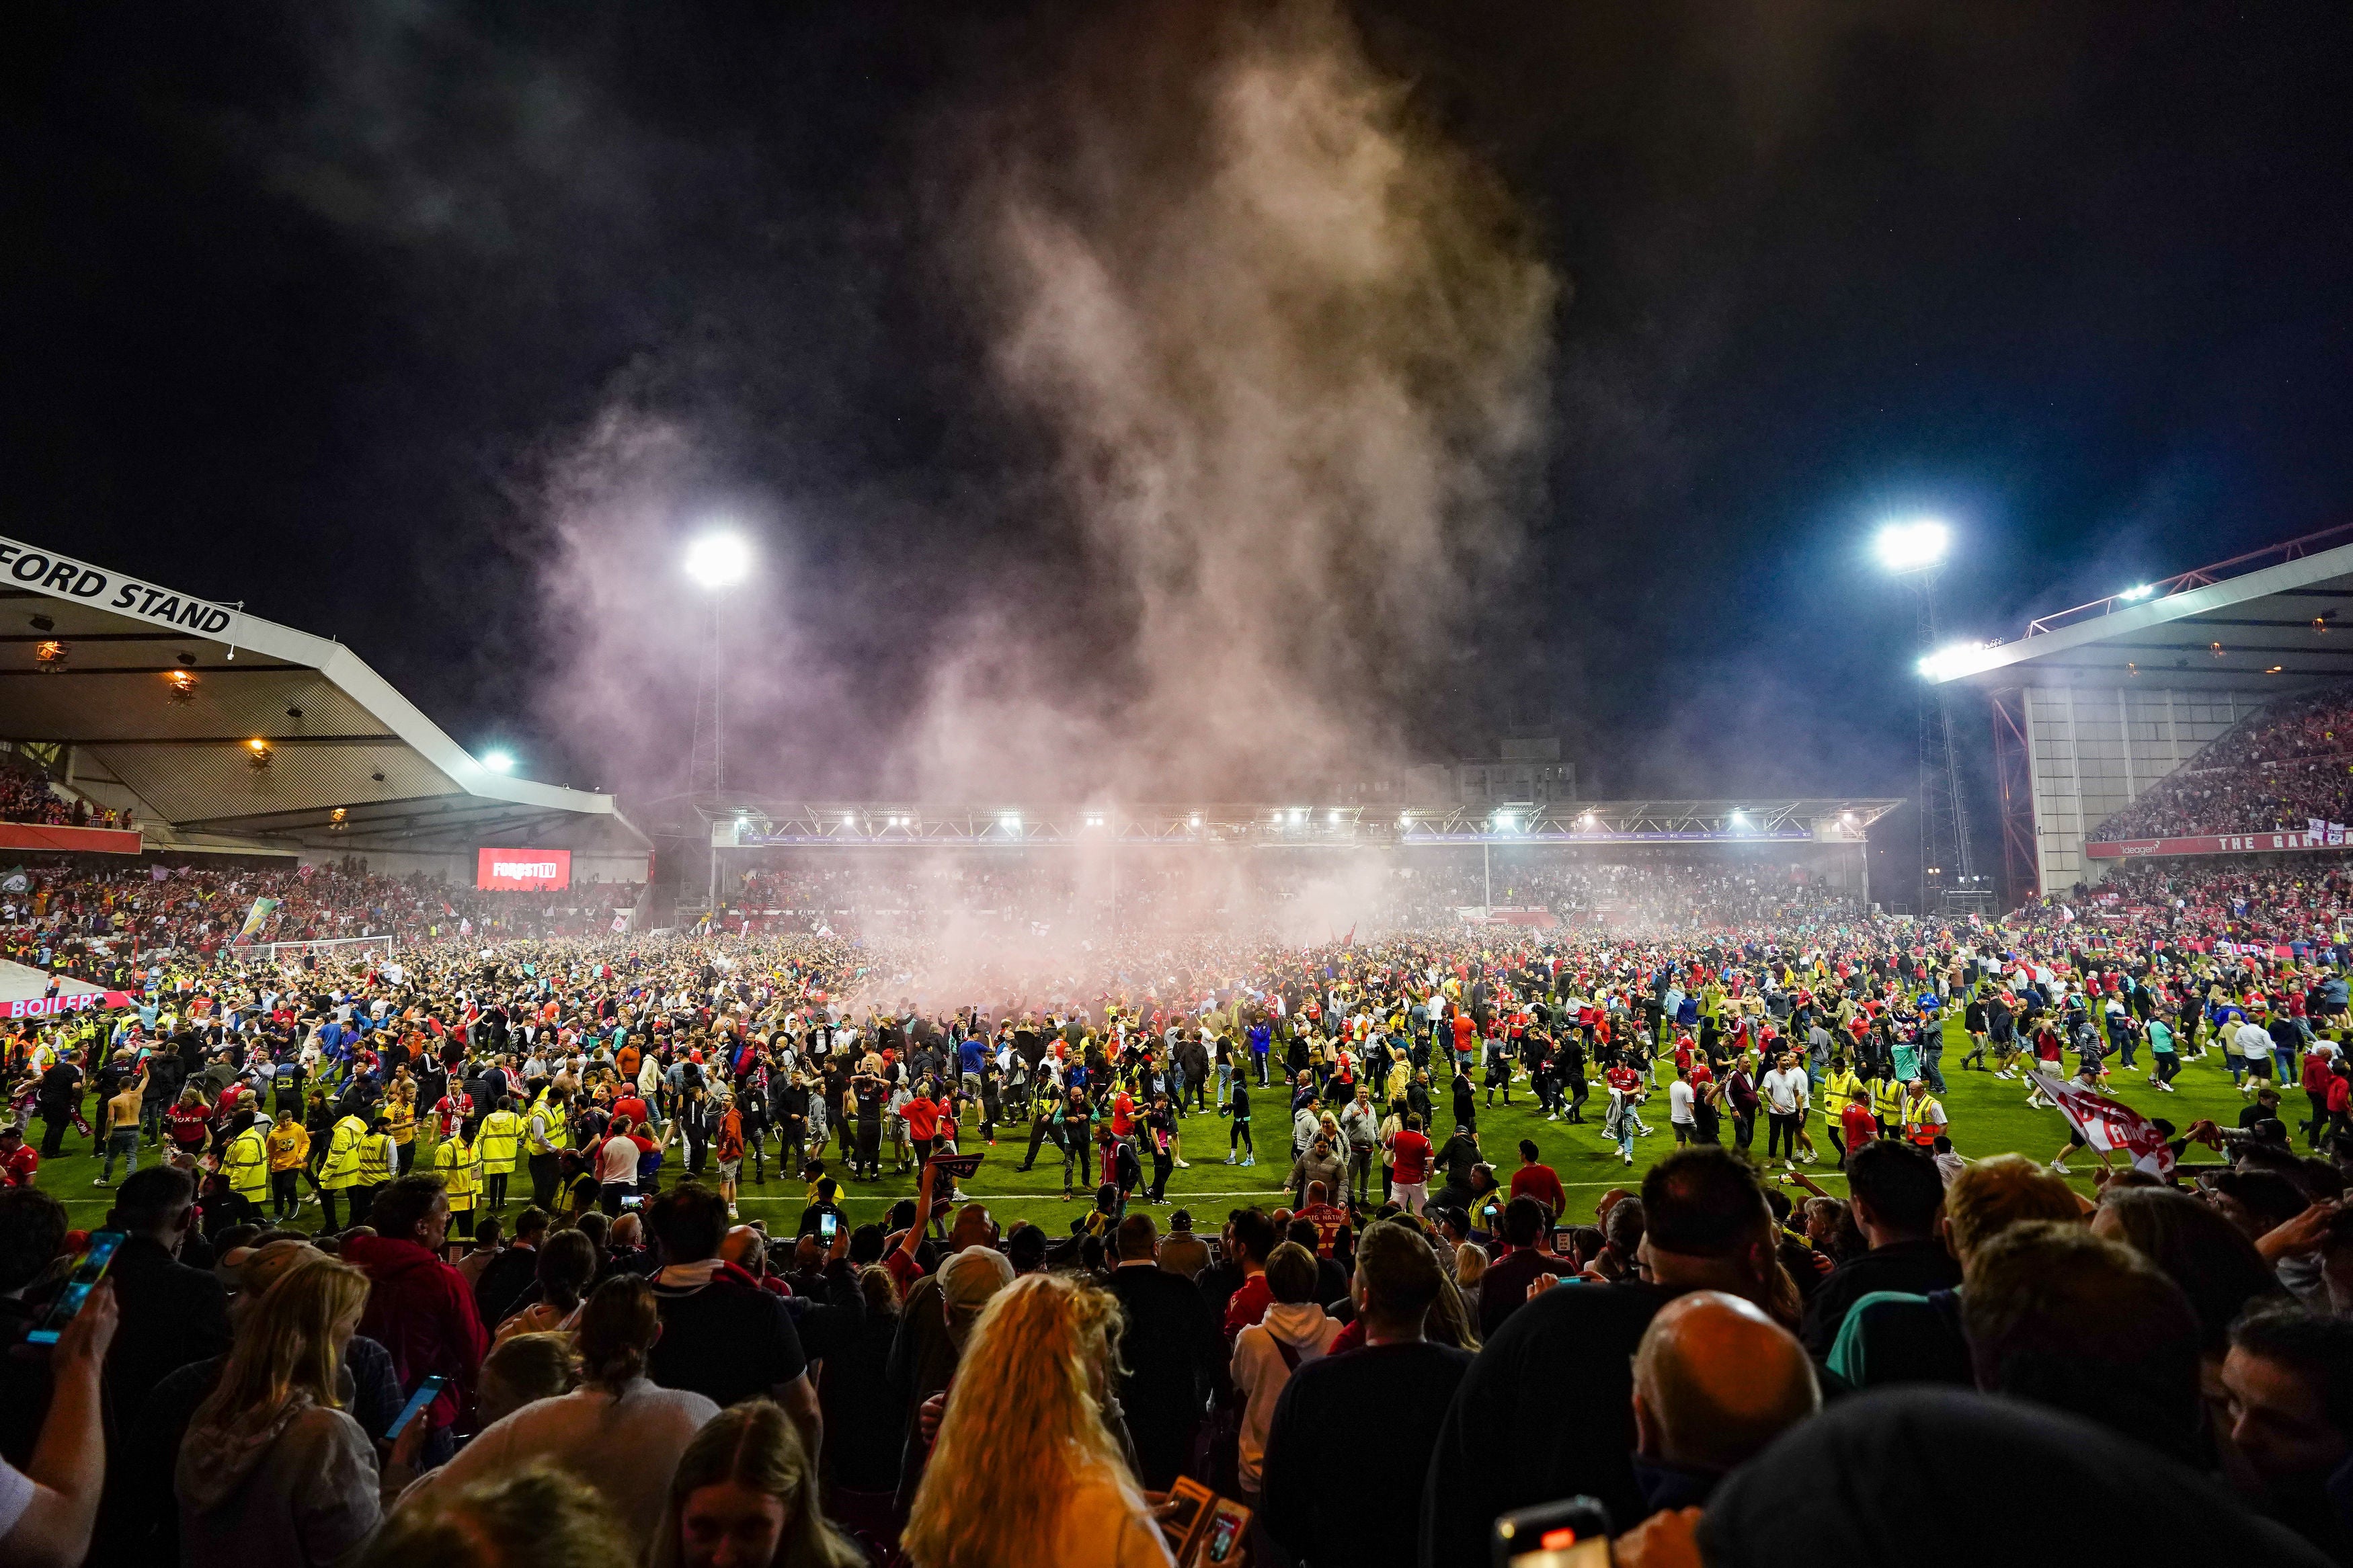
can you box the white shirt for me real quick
[1232,1304,1342,1491]
[1669,1080,1696,1124]
[2235,1022,2278,1059]
[1761,1067,1808,1114]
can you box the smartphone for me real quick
[621,1193,645,1210]
[1160,1476,1214,1556]
[1493,1497,1612,1568]
[819,1211,839,1240]
[385,1373,448,1440]
[27,1231,124,1346]
[1197,1497,1250,1565]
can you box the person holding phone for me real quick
[0,1275,116,1568]
[176,1257,422,1568]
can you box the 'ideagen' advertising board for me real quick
[477,848,570,891]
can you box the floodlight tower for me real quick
[684,530,752,910]
[1874,519,1974,911]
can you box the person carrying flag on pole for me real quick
[2037,1061,2177,1181]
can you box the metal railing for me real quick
[2024,520,2353,638]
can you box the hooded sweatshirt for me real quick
[175,1393,381,1568]
[344,1232,487,1432]
[1232,1302,1343,1492]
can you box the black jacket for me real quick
[104,1233,233,1417]
[1798,1237,1962,1359]
[1106,1262,1222,1491]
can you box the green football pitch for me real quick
[19,1018,2263,1236]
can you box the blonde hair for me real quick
[194,1257,369,1428]
[648,1401,858,1568]
[902,1272,1127,1568]
[1454,1242,1488,1289]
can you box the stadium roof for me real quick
[0,532,647,856]
[711,798,1899,848]
[1929,522,2353,692]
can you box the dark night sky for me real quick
[4,1,2350,895]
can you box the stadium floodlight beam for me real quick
[2118,583,2154,602]
[481,749,515,774]
[1917,642,1998,682]
[682,530,753,589]
[1873,518,1950,575]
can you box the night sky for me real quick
[5,2,2350,897]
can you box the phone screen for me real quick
[386,1374,448,1439]
[1509,1533,1611,1568]
[1495,1499,1612,1568]
[819,1212,838,1239]
[28,1231,124,1346]
[621,1193,645,1209]
[1201,1508,1245,1564]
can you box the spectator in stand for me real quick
[1798,1141,1962,1358]
[358,1467,633,1568]
[1827,1154,2081,1389]
[1627,1290,1819,1515]
[2217,1305,2353,1560]
[1679,1387,2326,1568]
[176,1258,418,1568]
[344,1175,487,1462]
[1103,1213,1221,1492]
[1477,1196,1577,1340]
[903,1272,1171,1568]
[99,1166,233,1417]
[1961,1221,2204,1464]
[643,1183,820,1456]
[391,1276,718,1556]
[1423,1149,1791,1562]
[1232,1241,1343,1520]
[1261,1218,1472,1568]
[0,1277,112,1568]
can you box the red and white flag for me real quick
[2034,1072,2175,1176]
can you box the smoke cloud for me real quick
[898,0,1556,801]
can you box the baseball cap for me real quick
[939,1243,1014,1335]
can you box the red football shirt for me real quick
[1392,1128,1433,1183]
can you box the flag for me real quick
[2033,1071,2175,1176]
[231,896,278,946]
[610,913,628,934]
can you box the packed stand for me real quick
[2097,684,2353,841]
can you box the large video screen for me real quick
[477,847,571,891]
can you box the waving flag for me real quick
[2034,1071,2175,1176]
[231,896,279,946]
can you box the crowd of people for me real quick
[722,852,1862,946]
[1,859,645,993]
[0,843,2348,1564]
[2018,855,2353,954]
[0,763,130,833]
[2096,684,2353,841]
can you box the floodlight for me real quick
[1327,810,1340,824]
[1917,643,1995,682]
[1872,519,1950,575]
[2118,583,2154,602]
[481,750,515,774]
[683,531,753,590]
